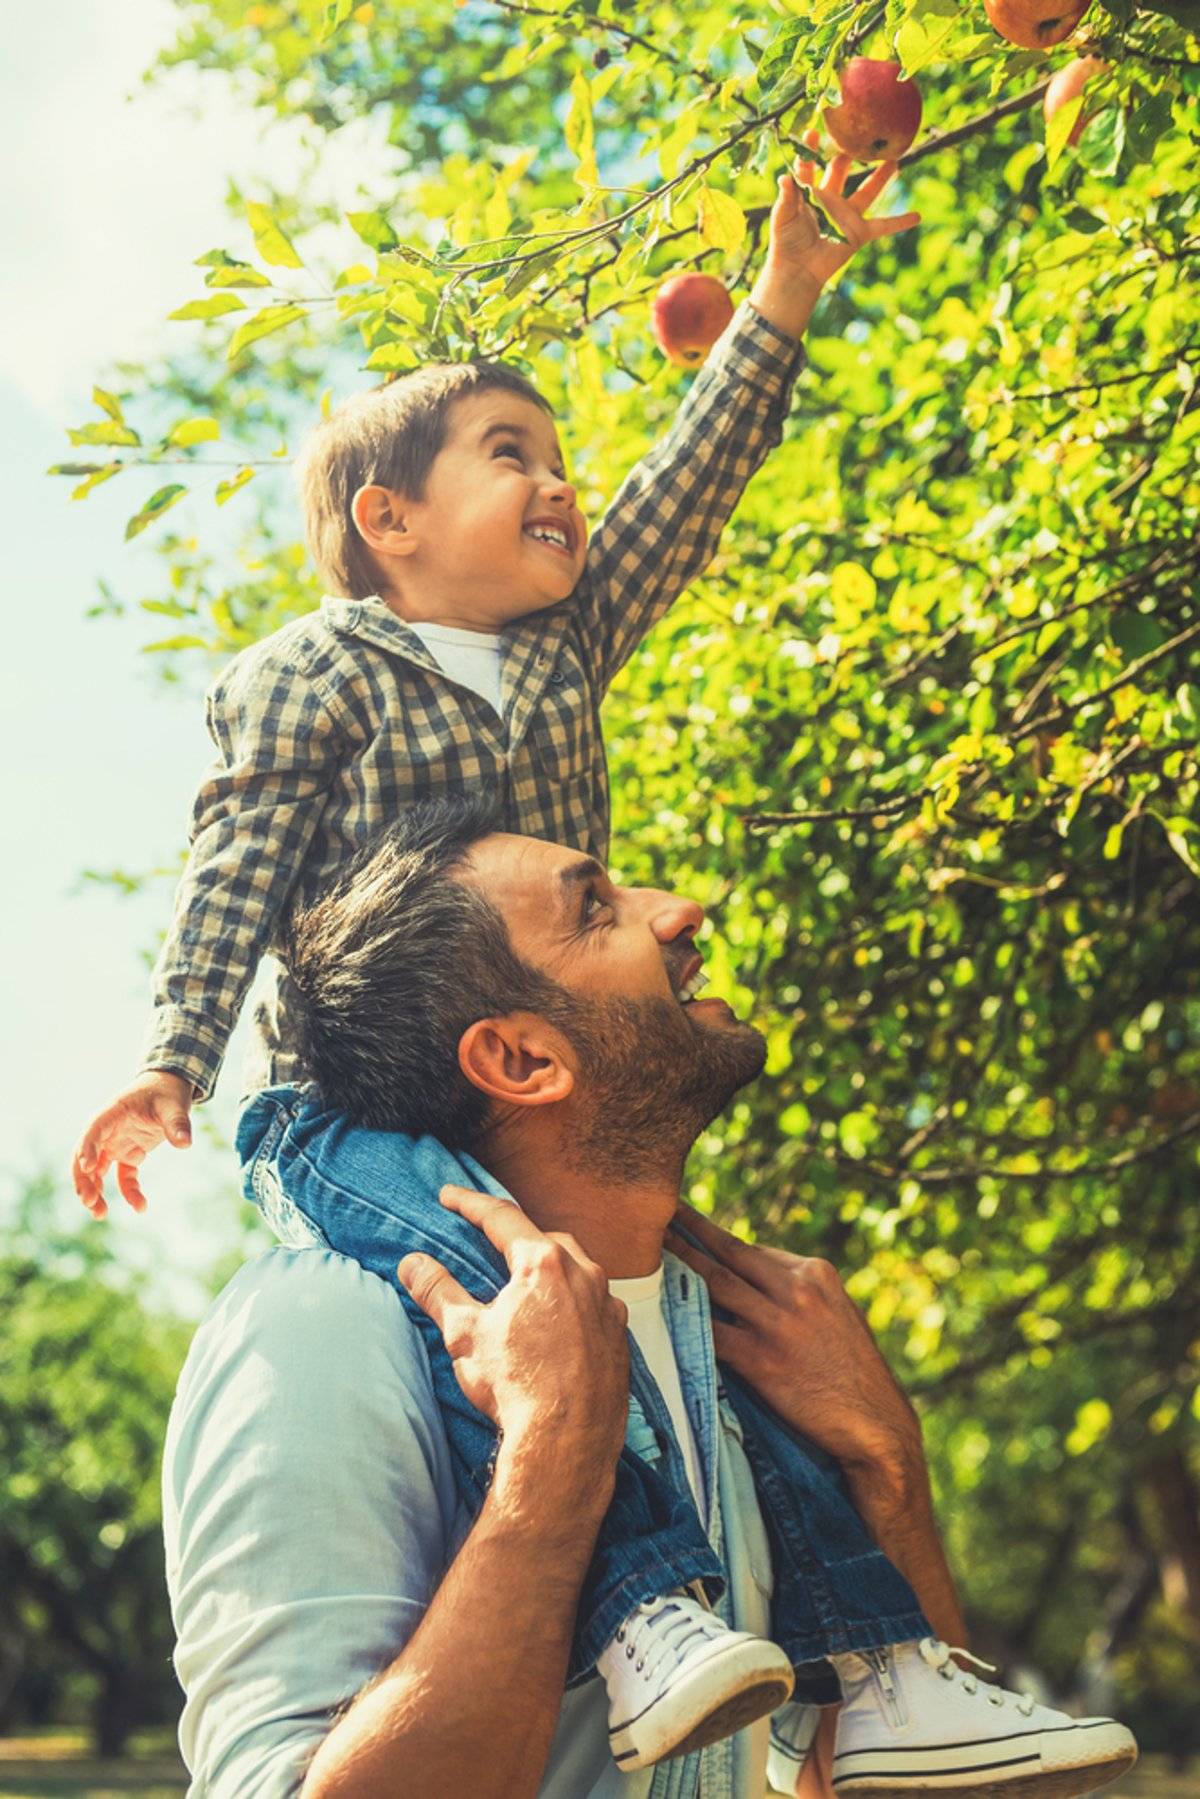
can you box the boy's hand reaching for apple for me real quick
[749,129,921,339]
[72,1070,195,1218]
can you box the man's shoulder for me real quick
[178,1246,434,1413]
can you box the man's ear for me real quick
[351,484,418,559]
[458,1014,575,1109]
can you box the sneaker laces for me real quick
[613,1597,718,1686]
[917,1637,1036,1717]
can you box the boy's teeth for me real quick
[527,525,568,548]
[678,971,708,1004]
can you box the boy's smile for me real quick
[365,391,589,633]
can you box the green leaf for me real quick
[66,422,141,448]
[166,417,220,449]
[72,463,122,500]
[247,200,304,269]
[227,303,306,360]
[169,294,248,320]
[757,21,811,102]
[125,484,187,540]
[504,249,560,298]
[1045,96,1083,174]
[894,0,961,78]
[215,466,256,506]
[565,70,598,188]
[1163,817,1200,881]
[697,184,746,253]
[141,634,210,652]
[346,210,399,253]
[92,385,124,422]
[320,0,353,40]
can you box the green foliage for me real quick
[0,1187,190,1754]
[63,0,1200,1730]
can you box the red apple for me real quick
[1044,55,1109,145]
[822,60,923,163]
[651,273,734,367]
[985,0,1089,49]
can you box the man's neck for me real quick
[477,1119,684,1280]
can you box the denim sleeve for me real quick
[162,1248,459,1799]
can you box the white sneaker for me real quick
[598,1592,795,1771]
[830,1637,1137,1798]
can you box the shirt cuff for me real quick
[138,1008,227,1102]
[706,297,807,397]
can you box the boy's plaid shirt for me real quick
[140,303,805,1100]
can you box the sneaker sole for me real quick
[612,1668,795,1770]
[834,1747,1137,1799]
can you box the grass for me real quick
[0,1730,1193,1797]
[0,1731,186,1799]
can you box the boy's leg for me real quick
[237,1088,729,1683]
[721,1370,930,1692]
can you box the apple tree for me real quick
[58,0,1200,1742]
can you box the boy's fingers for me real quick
[116,1162,148,1213]
[156,1104,192,1146]
[850,160,899,210]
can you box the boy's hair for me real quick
[285,792,565,1148]
[296,361,555,599]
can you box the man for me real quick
[162,795,1136,1798]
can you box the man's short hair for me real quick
[285,793,563,1147]
[295,362,554,600]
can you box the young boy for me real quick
[72,156,1135,1793]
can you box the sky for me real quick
[0,1,389,1312]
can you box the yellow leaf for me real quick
[697,185,746,254]
[247,201,304,270]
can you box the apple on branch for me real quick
[650,273,735,367]
[1044,55,1110,145]
[822,60,923,163]
[984,0,1090,50]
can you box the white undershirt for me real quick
[406,620,504,715]
[608,1266,705,1513]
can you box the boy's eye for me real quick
[493,442,523,461]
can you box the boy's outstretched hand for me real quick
[749,129,921,340]
[72,1070,195,1218]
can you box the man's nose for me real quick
[637,887,705,945]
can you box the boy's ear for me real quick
[458,1014,575,1110]
[352,484,418,558]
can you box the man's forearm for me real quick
[845,1448,967,1649]
[301,1431,614,1799]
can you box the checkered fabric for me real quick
[139,302,805,1099]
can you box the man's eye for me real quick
[584,892,610,922]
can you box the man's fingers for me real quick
[116,1162,148,1214]
[666,1229,771,1321]
[672,1200,774,1276]
[438,1183,545,1262]
[397,1251,475,1328]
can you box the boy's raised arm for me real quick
[578,153,919,694]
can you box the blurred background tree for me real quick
[43,0,1200,1761]
[0,1184,190,1757]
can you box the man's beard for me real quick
[550,990,767,1187]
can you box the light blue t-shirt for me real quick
[161,1246,818,1797]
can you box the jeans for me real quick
[238,1086,930,1695]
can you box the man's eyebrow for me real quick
[557,856,606,915]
